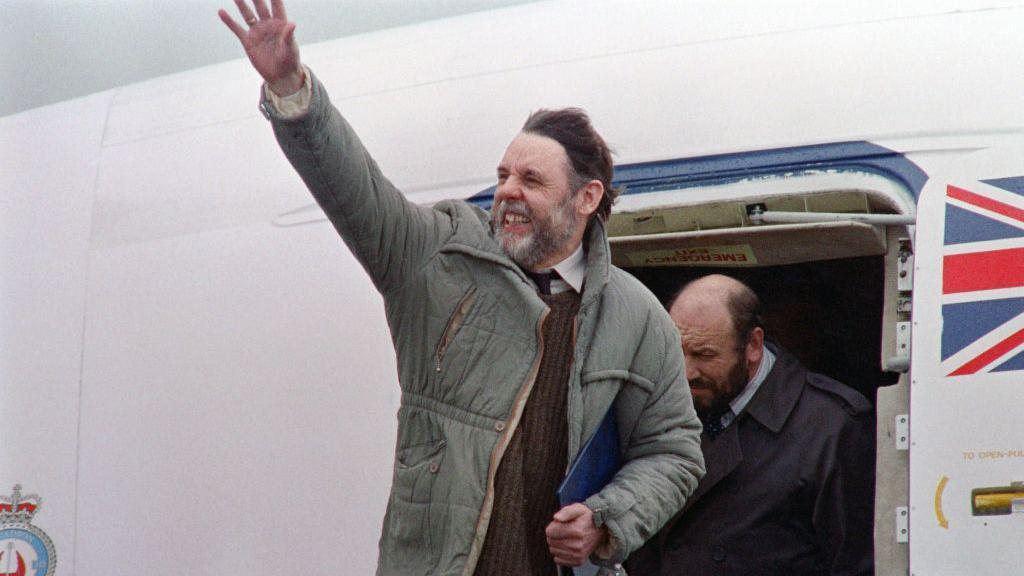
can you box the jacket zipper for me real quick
[462,307,549,576]
[435,286,478,372]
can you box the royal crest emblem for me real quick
[0,486,56,576]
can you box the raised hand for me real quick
[219,0,304,96]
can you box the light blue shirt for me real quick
[717,346,776,430]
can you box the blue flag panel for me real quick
[942,298,1024,360]
[944,204,1024,245]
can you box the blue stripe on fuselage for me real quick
[467,141,926,210]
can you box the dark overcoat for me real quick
[626,345,875,576]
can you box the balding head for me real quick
[670,275,764,346]
[668,275,765,416]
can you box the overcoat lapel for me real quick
[682,425,743,512]
[660,425,743,536]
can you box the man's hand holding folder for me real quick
[546,503,610,567]
[547,407,622,574]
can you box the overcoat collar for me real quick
[662,344,805,532]
[741,343,805,434]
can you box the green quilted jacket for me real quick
[265,71,705,576]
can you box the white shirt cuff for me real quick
[262,66,312,119]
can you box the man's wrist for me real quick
[261,65,312,120]
[268,68,306,98]
[593,525,616,559]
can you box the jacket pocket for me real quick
[384,438,447,567]
[434,286,478,372]
[394,438,447,504]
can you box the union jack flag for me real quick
[941,177,1024,377]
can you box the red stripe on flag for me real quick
[943,248,1024,294]
[949,326,1024,376]
[948,184,1024,224]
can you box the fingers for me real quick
[547,531,588,566]
[218,9,246,40]
[253,0,273,20]
[553,502,589,523]
[549,543,586,566]
[271,0,287,21]
[545,514,586,541]
[282,21,296,46]
[546,506,605,567]
[545,520,571,541]
[233,0,258,25]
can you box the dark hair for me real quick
[521,108,620,221]
[725,283,765,350]
[667,275,765,349]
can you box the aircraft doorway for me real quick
[624,255,899,403]
[602,161,918,574]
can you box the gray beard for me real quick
[493,196,579,270]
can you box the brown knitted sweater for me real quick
[473,290,581,575]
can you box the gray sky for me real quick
[1,0,536,118]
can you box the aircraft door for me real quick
[909,142,1024,575]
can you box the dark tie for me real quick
[525,270,557,295]
[700,409,730,438]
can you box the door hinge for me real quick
[896,506,909,543]
[895,414,909,450]
[897,295,912,315]
[897,238,914,292]
[884,321,912,372]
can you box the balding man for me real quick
[626,275,875,575]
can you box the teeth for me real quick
[505,214,531,224]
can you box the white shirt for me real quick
[536,243,586,294]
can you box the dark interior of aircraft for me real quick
[625,255,901,404]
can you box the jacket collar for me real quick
[438,200,612,305]
[741,342,805,434]
[579,217,611,307]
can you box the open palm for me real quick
[219,0,303,95]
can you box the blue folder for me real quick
[556,407,621,576]
[558,406,621,506]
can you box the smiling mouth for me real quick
[504,213,532,226]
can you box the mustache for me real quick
[689,378,714,390]
[495,200,531,222]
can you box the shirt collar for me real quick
[730,346,775,415]
[717,346,776,429]
[537,243,586,294]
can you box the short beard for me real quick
[694,355,750,418]
[493,191,579,270]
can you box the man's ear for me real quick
[577,180,603,217]
[746,327,765,378]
